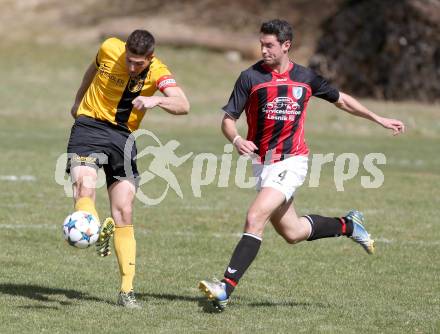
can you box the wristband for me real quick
[232,135,242,145]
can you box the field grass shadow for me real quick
[0,283,113,307]
[247,300,329,308]
[17,305,61,310]
[138,292,219,313]
[137,292,329,312]
[138,292,202,302]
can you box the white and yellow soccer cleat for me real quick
[199,278,229,312]
[346,210,375,254]
[95,217,116,257]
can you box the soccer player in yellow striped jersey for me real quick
[67,30,189,308]
[74,36,185,131]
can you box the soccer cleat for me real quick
[95,217,115,257]
[198,278,229,312]
[117,291,142,309]
[345,210,375,254]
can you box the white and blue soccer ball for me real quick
[63,211,100,249]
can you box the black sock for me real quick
[222,233,262,296]
[305,215,353,241]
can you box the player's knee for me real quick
[74,183,95,199]
[121,206,132,221]
[112,206,132,226]
[245,210,265,234]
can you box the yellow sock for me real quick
[75,197,100,221]
[114,225,136,293]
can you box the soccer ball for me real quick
[63,211,100,249]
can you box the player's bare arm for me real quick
[221,114,258,155]
[70,63,97,118]
[131,86,190,115]
[335,92,405,135]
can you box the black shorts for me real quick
[66,116,139,188]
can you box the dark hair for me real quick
[126,30,155,56]
[260,19,293,44]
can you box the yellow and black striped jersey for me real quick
[76,37,177,132]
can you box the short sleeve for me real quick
[95,38,113,68]
[222,71,251,119]
[95,37,125,68]
[310,72,340,103]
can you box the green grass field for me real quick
[0,40,439,333]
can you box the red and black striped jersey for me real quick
[223,60,339,163]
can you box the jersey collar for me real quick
[261,60,294,76]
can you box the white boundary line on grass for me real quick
[1,224,439,246]
[181,205,385,215]
[0,175,36,181]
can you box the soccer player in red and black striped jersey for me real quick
[199,19,405,311]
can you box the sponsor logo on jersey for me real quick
[98,68,125,87]
[263,97,301,121]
